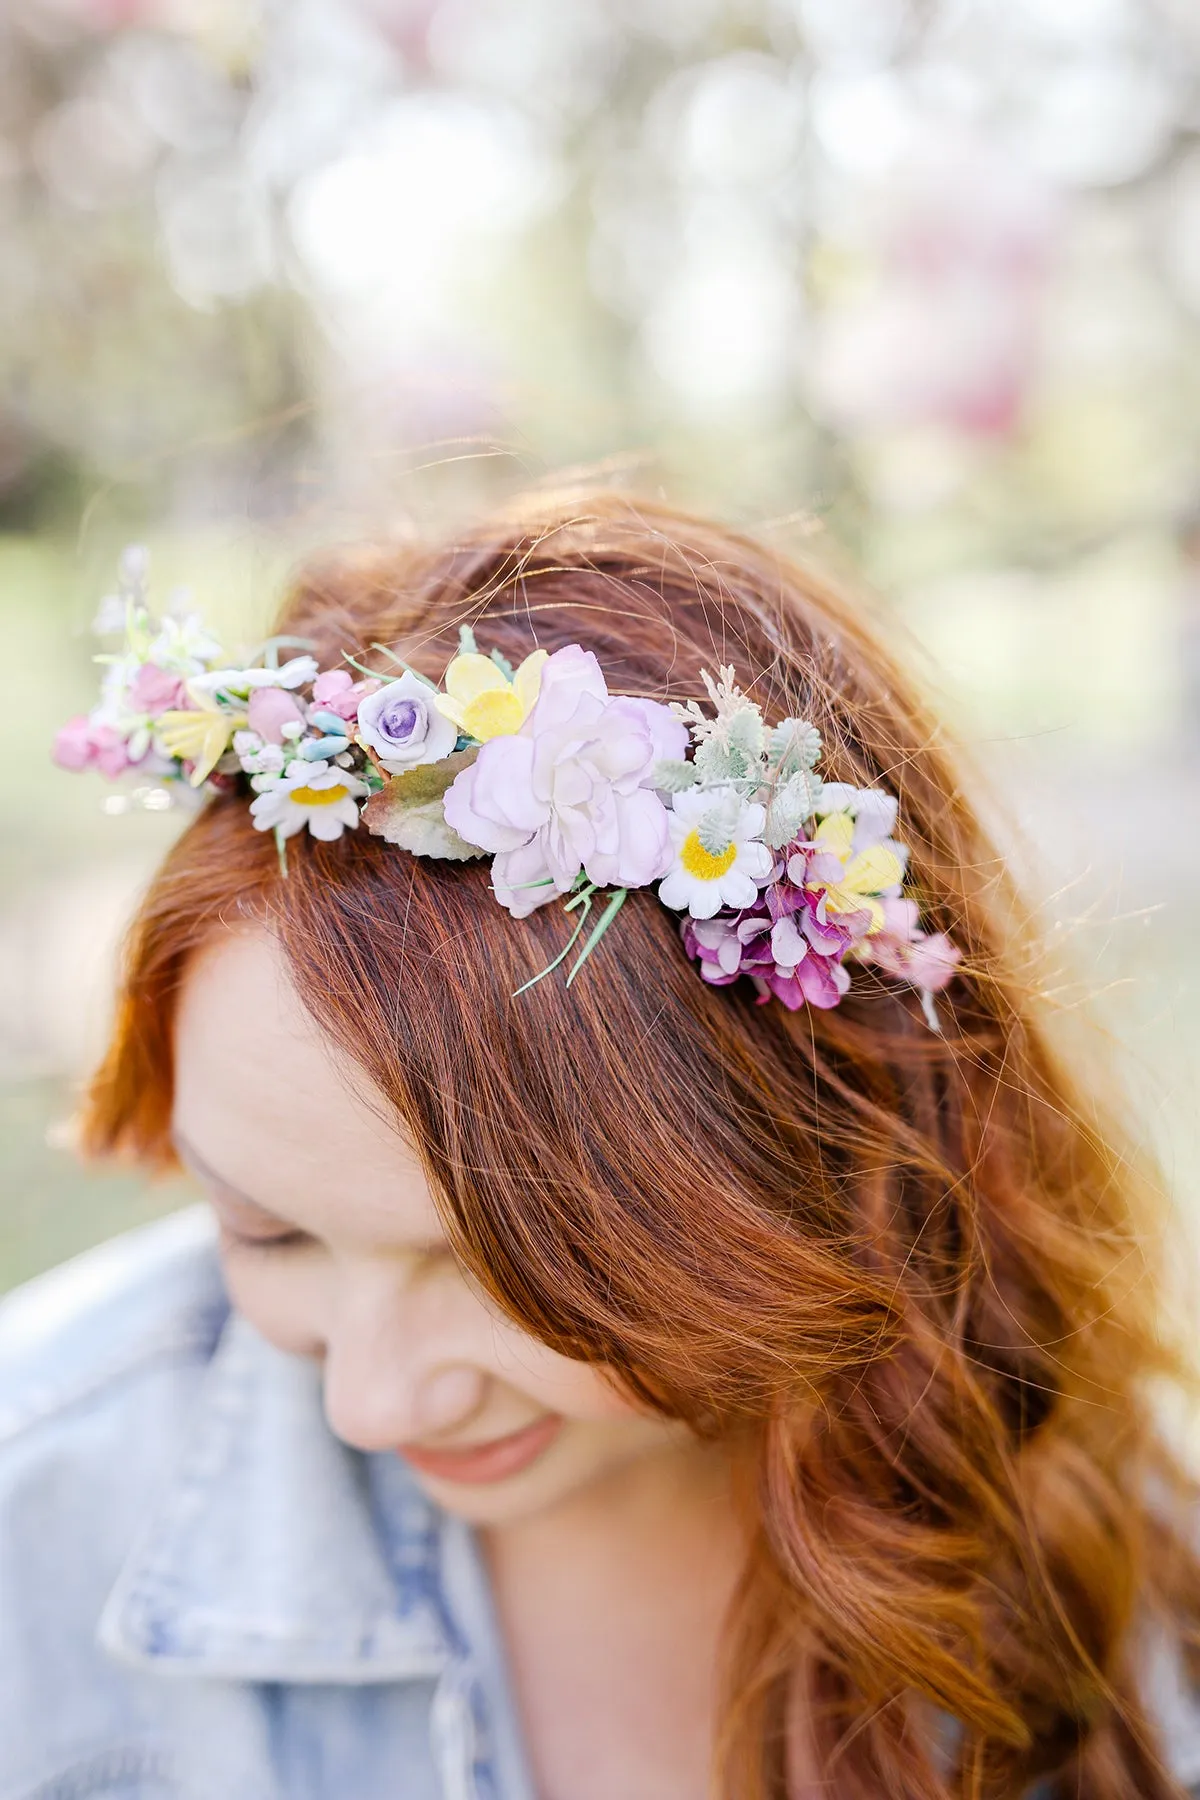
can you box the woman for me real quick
[5,490,1200,1799]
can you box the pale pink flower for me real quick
[443,645,687,917]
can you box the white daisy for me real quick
[657,786,773,919]
[248,759,367,842]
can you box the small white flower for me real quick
[232,730,285,777]
[148,613,225,674]
[658,786,773,919]
[248,759,367,842]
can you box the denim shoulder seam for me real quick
[0,1309,226,1448]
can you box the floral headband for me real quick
[55,550,959,1021]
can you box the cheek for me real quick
[486,1322,646,1424]
[217,1242,324,1360]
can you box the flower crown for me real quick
[55,550,959,1021]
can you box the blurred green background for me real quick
[3,0,1199,1293]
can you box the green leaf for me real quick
[361,748,484,860]
[488,646,515,681]
[458,623,479,655]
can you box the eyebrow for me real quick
[171,1130,289,1225]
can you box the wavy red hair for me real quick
[82,491,1200,1798]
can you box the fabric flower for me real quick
[435,648,548,742]
[188,654,318,699]
[127,663,186,715]
[310,670,381,722]
[232,730,285,777]
[681,902,852,1010]
[355,672,458,774]
[863,896,961,992]
[788,810,905,932]
[52,717,140,779]
[443,644,687,917]
[658,787,773,920]
[248,760,367,841]
[247,686,307,745]
[156,686,248,786]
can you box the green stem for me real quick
[511,894,593,998]
[566,887,627,986]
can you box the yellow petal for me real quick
[843,845,904,896]
[444,652,509,705]
[462,688,526,741]
[433,693,469,731]
[513,648,548,717]
[157,708,245,785]
[823,885,885,933]
[815,812,854,857]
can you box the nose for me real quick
[319,1278,490,1453]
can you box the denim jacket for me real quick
[0,1208,539,1800]
[2,1210,1200,1800]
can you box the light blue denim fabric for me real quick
[0,1209,538,1800]
[2,1209,1200,1800]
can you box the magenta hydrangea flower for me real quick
[443,644,688,917]
[682,890,859,1010]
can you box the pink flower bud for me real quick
[53,716,95,771]
[128,663,186,714]
[92,725,136,779]
[311,669,353,705]
[248,686,307,744]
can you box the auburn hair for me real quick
[83,490,1200,1798]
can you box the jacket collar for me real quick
[98,1307,456,1684]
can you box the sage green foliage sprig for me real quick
[654,665,825,855]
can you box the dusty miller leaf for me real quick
[763,768,821,849]
[697,791,741,855]
[768,718,822,777]
[653,757,699,792]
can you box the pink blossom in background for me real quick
[127,663,186,715]
[54,717,141,778]
[52,716,95,772]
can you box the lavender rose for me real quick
[355,671,457,774]
[442,644,688,918]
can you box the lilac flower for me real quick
[356,671,457,774]
[443,644,688,918]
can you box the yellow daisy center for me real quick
[290,783,348,806]
[679,829,737,880]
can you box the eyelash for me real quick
[218,1222,308,1253]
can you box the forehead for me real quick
[172,926,443,1247]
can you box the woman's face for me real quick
[172,928,691,1528]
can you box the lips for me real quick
[397,1413,563,1486]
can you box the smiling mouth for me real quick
[397,1414,564,1486]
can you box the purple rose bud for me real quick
[355,672,457,772]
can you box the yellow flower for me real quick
[810,811,904,933]
[434,649,547,743]
[156,685,247,785]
